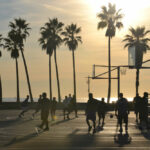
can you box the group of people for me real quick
[18,91,149,133]
[133,92,149,129]
[19,93,57,131]
[86,93,107,134]
[86,92,149,134]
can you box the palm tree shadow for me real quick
[114,132,132,147]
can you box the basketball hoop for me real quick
[120,67,127,75]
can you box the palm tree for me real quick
[62,24,82,103]
[9,18,33,102]
[46,18,64,103]
[39,24,54,100]
[123,26,150,95]
[4,30,20,102]
[0,34,3,57]
[97,3,123,103]
[0,34,3,103]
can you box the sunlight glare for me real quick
[85,0,150,28]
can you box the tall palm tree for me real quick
[0,34,3,103]
[9,18,33,102]
[0,34,3,57]
[62,23,82,103]
[4,31,20,102]
[123,26,150,95]
[39,25,54,100]
[97,3,123,103]
[46,18,64,103]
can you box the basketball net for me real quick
[120,67,127,75]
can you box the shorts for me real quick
[118,113,128,124]
[86,112,96,121]
[98,112,105,118]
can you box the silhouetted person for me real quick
[115,93,129,133]
[68,93,72,102]
[51,97,57,121]
[86,93,98,134]
[133,93,141,122]
[32,94,42,118]
[139,92,149,129]
[19,95,30,118]
[69,95,78,118]
[63,96,70,119]
[97,98,107,126]
[39,92,50,131]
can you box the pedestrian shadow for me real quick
[67,129,96,148]
[0,117,33,128]
[4,132,38,147]
[114,133,132,147]
[135,122,150,140]
[50,117,76,127]
[142,130,150,140]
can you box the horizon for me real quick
[1,97,144,103]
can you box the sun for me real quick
[84,0,150,29]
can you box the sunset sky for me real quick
[0,0,150,101]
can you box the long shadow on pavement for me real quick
[0,118,33,128]
[135,121,150,140]
[4,118,76,147]
[114,133,132,147]
[66,129,96,149]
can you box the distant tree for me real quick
[0,34,3,103]
[9,18,33,102]
[4,30,20,102]
[97,3,123,103]
[0,34,3,57]
[39,23,54,100]
[123,26,150,95]
[62,23,82,103]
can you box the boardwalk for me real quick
[0,110,150,150]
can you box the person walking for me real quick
[69,95,78,118]
[19,95,30,118]
[133,93,141,122]
[97,98,107,127]
[86,93,98,134]
[63,96,70,119]
[51,97,57,121]
[32,94,42,118]
[38,92,50,131]
[139,92,149,129]
[115,93,129,133]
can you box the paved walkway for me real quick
[0,110,150,150]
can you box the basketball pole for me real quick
[88,76,90,94]
[117,67,120,99]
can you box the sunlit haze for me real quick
[0,0,150,102]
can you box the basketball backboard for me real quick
[128,46,136,68]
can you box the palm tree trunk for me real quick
[72,50,76,103]
[54,49,61,102]
[136,68,140,95]
[107,36,111,103]
[0,76,2,103]
[20,50,33,102]
[49,55,52,100]
[15,58,20,103]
